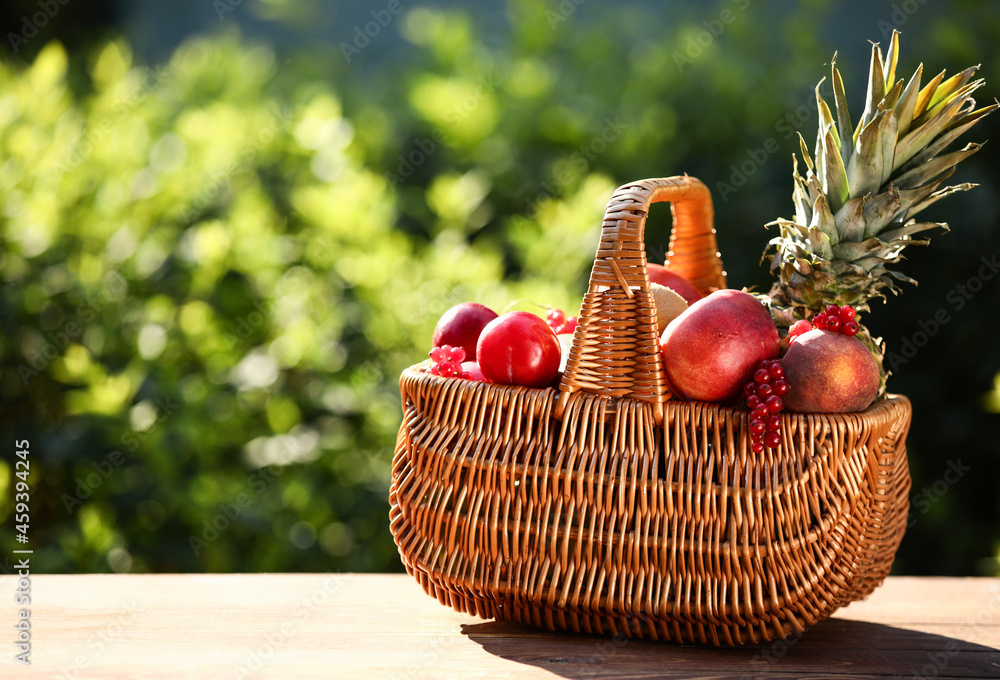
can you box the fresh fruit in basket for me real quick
[545,308,578,335]
[743,358,790,451]
[648,264,702,305]
[476,311,561,388]
[764,30,997,395]
[782,328,881,413]
[659,289,779,402]
[650,283,688,333]
[432,302,499,361]
[460,360,487,382]
[427,345,473,379]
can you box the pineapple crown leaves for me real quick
[765,30,998,316]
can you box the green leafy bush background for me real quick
[1,0,998,575]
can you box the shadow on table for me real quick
[462,617,1000,679]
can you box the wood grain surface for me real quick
[1,574,998,679]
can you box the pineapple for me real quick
[765,30,997,392]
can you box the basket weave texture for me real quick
[389,176,912,644]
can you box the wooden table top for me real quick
[2,574,999,679]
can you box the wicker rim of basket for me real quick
[556,176,725,423]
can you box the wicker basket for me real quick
[389,176,912,645]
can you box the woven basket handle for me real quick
[556,176,725,418]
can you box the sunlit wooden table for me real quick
[2,574,998,679]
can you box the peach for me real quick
[660,289,779,403]
[782,329,880,413]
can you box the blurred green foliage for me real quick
[1,0,998,575]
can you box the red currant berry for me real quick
[763,431,781,449]
[459,371,473,380]
[813,314,828,330]
[842,320,859,336]
[448,346,466,363]
[765,414,781,431]
[754,403,770,418]
[758,359,773,370]
[429,347,446,363]
[746,394,761,410]
[546,308,566,327]
[789,320,812,337]
[757,382,774,398]
[438,362,456,377]
[754,368,771,384]
[743,382,758,398]
[768,363,785,380]
[429,364,441,376]
[750,418,766,435]
[825,316,842,332]
[839,305,856,322]
[751,440,765,454]
[766,395,783,413]
[825,304,841,317]
[773,379,789,396]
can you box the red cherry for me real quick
[773,379,789,396]
[766,395,783,413]
[839,305,856,322]
[763,431,781,449]
[842,320,860,336]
